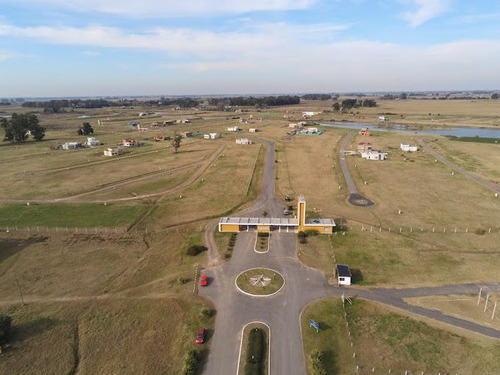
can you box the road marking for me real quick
[235,268,286,298]
[236,321,271,375]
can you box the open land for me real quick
[0,98,499,374]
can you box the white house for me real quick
[289,123,303,129]
[236,138,251,145]
[249,128,258,133]
[336,264,351,286]
[400,143,418,152]
[305,127,319,133]
[227,126,240,132]
[204,133,221,140]
[302,111,315,119]
[361,150,387,160]
[62,142,81,150]
[103,148,121,157]
[122,139,138,147]
[86,137,101,147]
[378,116,388,122]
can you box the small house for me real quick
[305,127,319,133]
[361,150,387,160]
[122,138,138,147]
[249,128,258,133]
[227,126,240,132]
[138,112,148,117]
[203,134,210,140]
[209,133,220,139]
[302,111,315,119]
[357,142,372,153]
[62,142,81,150]
[236,138,251,145]
[400,143,418,152]
[85,137,101,147]
[336,264,351,286]
[162,120,175,126]
[378,116,388,122]
[176,119,190,124]
[104,148,121,157]
[289,123,303,129]
[359,128,371,136]
[180,131,193,138]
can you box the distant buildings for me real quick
[227,126,240,132]
[359,128,371,136]
[85,137,101,147]
[400,143,418,152]
[361,150,387,160]
[104,148,121,157]
[62,142,81,150]
[204,133,221,140]
[122,138,138,147]
[378,116,388,122]
[236,138,252,145]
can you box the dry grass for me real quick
[300,230,500,287]
[405,294,500,330]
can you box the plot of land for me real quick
[302,299,500,375]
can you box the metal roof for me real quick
[219,217,299,226]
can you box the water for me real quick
[320,121,500,138]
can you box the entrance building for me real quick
[218,195,335,234]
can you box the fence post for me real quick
[492,301,497,320]
[484,294,490,312]
[478,287,483,305]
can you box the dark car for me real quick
[195,328,205,344]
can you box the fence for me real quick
[477,288,500,321]
[334,225,500,235]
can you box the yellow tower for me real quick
[298,195,306,228]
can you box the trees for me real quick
[171,134,182,153]
[78,122,94,135]
[492,93,499,100]
[332,102,341,112]
[1,113,45,143]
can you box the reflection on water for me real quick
[321,121,500,139]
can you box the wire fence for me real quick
[477,288,500,322]
[334,225,500,235]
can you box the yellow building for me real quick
[218,195,335,234]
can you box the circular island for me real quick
[235,268,285,297]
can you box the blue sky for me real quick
[1,0,499,97]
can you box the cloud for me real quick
[2,0,316,17]
[403,0,451,27]
[0,50,33,61]
[81,50,101,56]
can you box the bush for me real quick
[246,328,265,372]
[224,252,232,259]
[310,350,327,375]
[0,314,12,345]
[182,349,200,375]
[199,307,216,320]
[257,232,269,238]
[186,245,208,256]
[475,228,486,235]
[177,277,190,285]
[304,230,319,237]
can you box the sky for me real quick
[0,0,500,97]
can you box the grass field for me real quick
[0,203,148,228]
[302,298,500,375]
[300,230,500,286]
[405,294,500,330]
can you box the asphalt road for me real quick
[201,138,500,375]
[417,138,500,194]
[338,132,374,206]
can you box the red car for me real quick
[200,275,208,287]
[195,328,205,344]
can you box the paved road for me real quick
[417,138,500,194]
[338,132,374,206]
[201,137,500,375]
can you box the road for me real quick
[417,138,500,194]
[200,137,500,375]
[338,132,374,206]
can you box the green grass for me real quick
[302,299,500,375]
[446,136,500,144]
[236,268,284,296]
[0,203,148,227]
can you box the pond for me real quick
[320,121,500,138]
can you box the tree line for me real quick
[1,113,45,143]
[207,95,300,107]
[332,99,377,111]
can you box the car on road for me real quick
[200,275,209,287]
[283,209,290,215]
[195,328,205,344]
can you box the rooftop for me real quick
[337,264,351,277]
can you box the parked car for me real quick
[285,195,291,202]
[195,328,205,344]
[283,209,290,215]
[200,275,209,287]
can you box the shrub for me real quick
[177,277,190,285]
[182,349,200,375]
[304,230,319,237]
[186,245,208,256]
[0,314,12,345]
[257,232,269,238]
[474,228,486,235]
[244,328,266,375]
[224,252,232,259]
[199,307,216,320]
[310,350,327,375]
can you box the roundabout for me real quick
[235,268,285,297]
